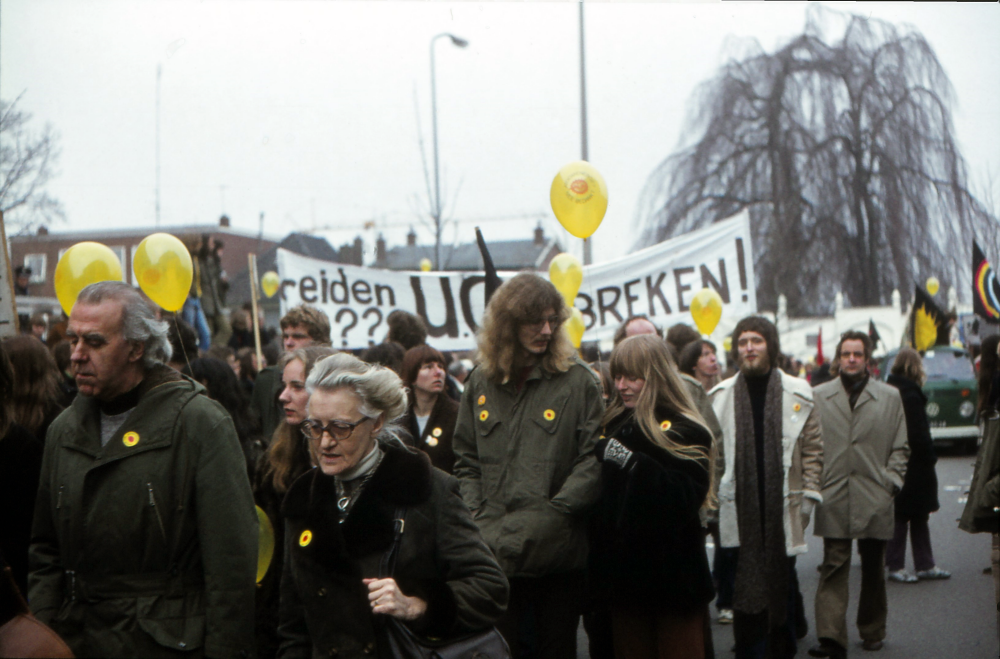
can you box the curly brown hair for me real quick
[279,305,332,346]
[475,273,576,383]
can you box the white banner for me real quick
[277,212,756,350]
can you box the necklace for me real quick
[335,453,383,522]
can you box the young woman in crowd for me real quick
[399,344,459,473]
[277,353,508,657]
[254,345,337,659]
[679,339,721,392]
[885,348,949,581]
[589,334,715,659]
[2,335,64,442]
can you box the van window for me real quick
[923,350,975,381]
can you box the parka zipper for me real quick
[147,483,168,540]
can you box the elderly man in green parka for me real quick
[29,281,257,659]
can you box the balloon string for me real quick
[173,315,194,373]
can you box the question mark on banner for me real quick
[363,308,384,345]
[335,308,358,347]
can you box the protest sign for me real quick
[0,212,20,338]
[277,212,756,350]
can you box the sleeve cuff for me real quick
[803,490,823,503]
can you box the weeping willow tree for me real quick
[637,6,997,315]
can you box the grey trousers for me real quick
[814,538,887,649]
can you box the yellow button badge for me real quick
[793,403,802,412]
[477,395,486,406]
[432,427,443,438]
[122,431,140,447]
[299,530,313,547]
[479,410,489,422]
[426,437,439,447]
[660,420,672,431]
[543,409,556,421]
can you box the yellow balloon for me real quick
[690,288,723,335]
[420,258,433,272]
[550,161,608,239]
[549,253,583,307]
[722,336,733,353]
[566,307,586,349]
[261,271,280,298]
[53,242,124,315]
[926,276,940,296]
[133,234,194,312]
[256,505,275,584]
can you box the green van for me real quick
[879,346,979,453]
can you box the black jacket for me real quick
[401,394,459,474]
[887,374,939,518]
[0,423,43,597]
[589,408,714,613]
[277,442,508,659]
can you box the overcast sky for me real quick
[3,1,998,266]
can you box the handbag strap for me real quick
[378,506,407,579]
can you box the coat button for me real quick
[317,587,327,597]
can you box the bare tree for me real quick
[0,95,65,235]
[637,6,998,315]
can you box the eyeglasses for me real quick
[524,315,563,333]
[301,417,371,442]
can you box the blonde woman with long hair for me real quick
[589,334,715,659]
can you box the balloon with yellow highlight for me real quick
[261,271,280,298]
[722,336,733,353]
[256,505,275,584]
[550,160,608,239]
[549,253,583,307]
[925,276,940,296]
[566,307,586,349]
[690,288,723,336]
[420,258,433,272]
[133,233,193,312]
[54,242,124,315]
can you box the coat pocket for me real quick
[136,592,205,653]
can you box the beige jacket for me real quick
[710,370,824,556]
[812,377,909,541]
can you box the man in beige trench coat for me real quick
[808,331,909,659]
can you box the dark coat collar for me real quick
[282,441,434,562]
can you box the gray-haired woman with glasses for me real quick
[277,353,509,659]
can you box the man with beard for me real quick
[453,273,604,659]
[809,331,908,659]
[710,316,824,659]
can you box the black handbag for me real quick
[375,508,511,659]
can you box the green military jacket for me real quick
[452,358,604,578]
[29,366,258,659]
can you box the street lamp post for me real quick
[430,33,468,271]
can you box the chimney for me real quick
[37,225,49,236]
[353,236,363,265]
[534,223,544,246]
[407,227,417,247]
[375,234,387,267]
[219,214,230,227]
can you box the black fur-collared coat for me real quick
[589,409,715,614]
[277,441,509,659]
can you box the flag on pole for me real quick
[475,227,503,307]
[910,286,948,351]
[973,240,1000,324]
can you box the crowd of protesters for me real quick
[1,271,998,659]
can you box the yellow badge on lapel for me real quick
[793,403,801,412]
[479,410,489,422]
[543,409,556,421]
[477,395,486,406]
[299,530,313,547]
[122,431,140,447]
[426,437,439,447]
[432,427,443,438]
[659,420,672,431]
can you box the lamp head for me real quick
[450,35,469,48]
